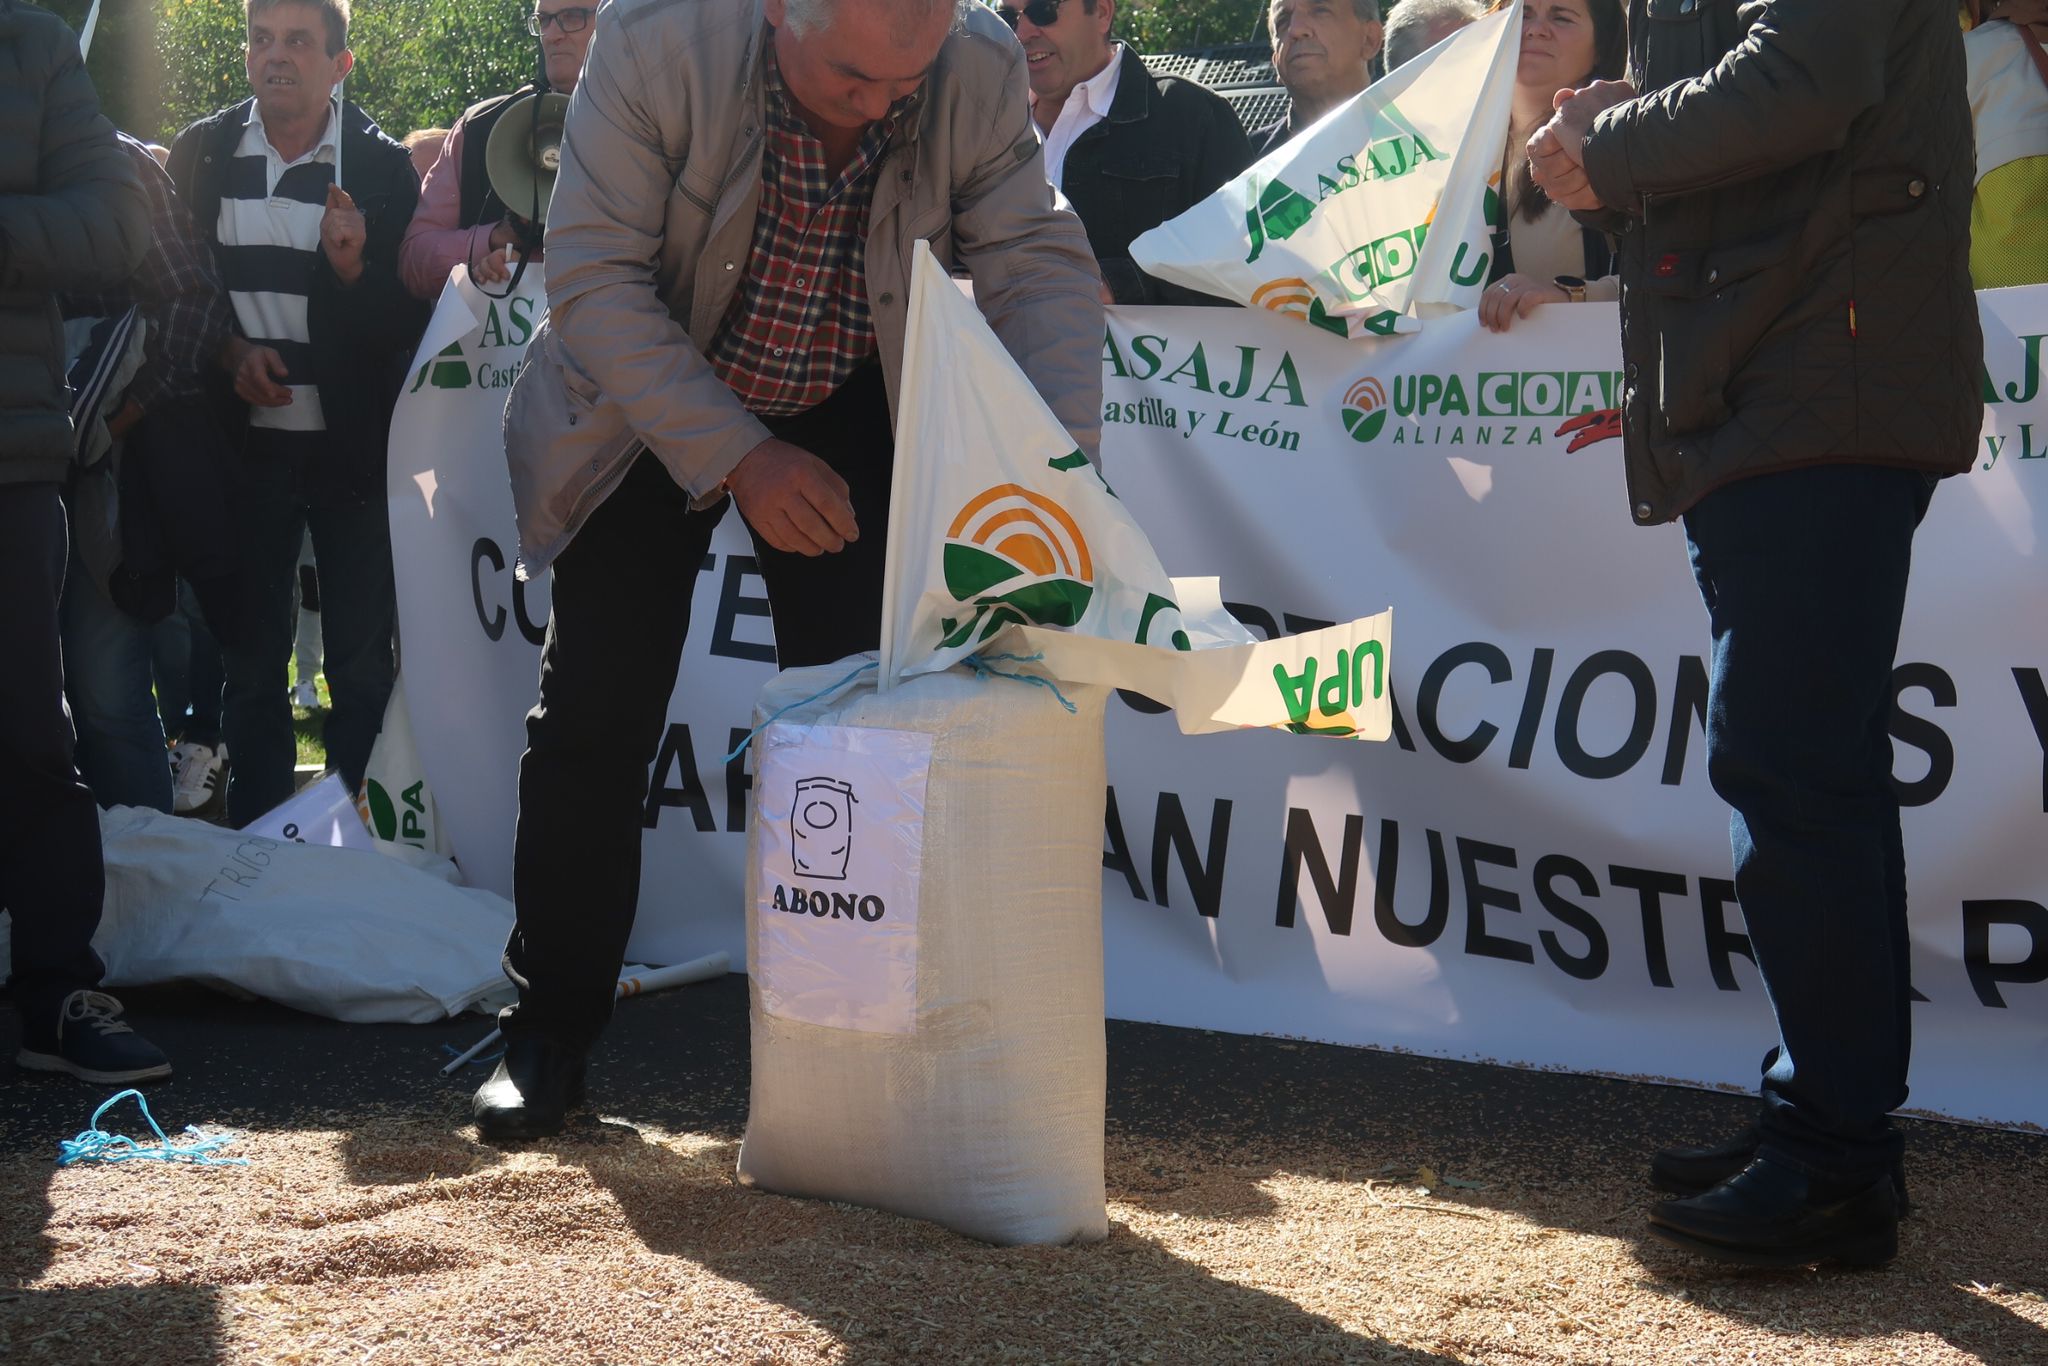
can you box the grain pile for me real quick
[5,1090,2044,1365]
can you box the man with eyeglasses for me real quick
[470,0,1102,1139]
[400,2,598,298]
[1009,0,1251,303]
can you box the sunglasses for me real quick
[528,7,594,34]
[996,0,1069,28]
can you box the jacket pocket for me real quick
[1640,222,1799,437]
[1095,155,1185,251]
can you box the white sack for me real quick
[83,806,513,1022]
[737,662,1110,1245]
[1129,2,1520,336]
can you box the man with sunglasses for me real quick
[1009,0,1251,303]
[472,0,1102,1139]
[400,2,598,298]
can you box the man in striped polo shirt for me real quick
[167,0,426,825]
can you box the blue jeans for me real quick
[219,439,394,826]
[1683,463,1939,1182]
[60,539,172,812]
[153,579,225,749]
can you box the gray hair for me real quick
[1383,0,1483,69]
[782,0,976,38]
[1268,0,1380,25]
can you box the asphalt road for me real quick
[3,975,2038,1184]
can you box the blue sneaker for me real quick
[16,990,173,1084]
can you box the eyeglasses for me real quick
[995,0,1069,29]
[528,7,594,35]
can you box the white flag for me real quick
[1130,1,1521,338]
[878,244,1393,739]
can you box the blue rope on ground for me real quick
[56,1089,249,1168]
[965,651,1079,714]
[439,1041,506,1069]
[722,659,880,764]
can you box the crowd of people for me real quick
[3,0,2044,1273]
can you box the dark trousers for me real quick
[0,484,107,1023]
[502,364,894,1047]
[219,432,396,826]
[1683,463,1939,1182]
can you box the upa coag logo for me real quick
[1249,279,1351,340]
[770,774,886,922]
[936,483,1095,651]
[1341,377,1390,443]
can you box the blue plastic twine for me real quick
[723,659,881,764]
[57,1089,248,1168]
[964,651,1078,714]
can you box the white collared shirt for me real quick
[219,99,341,432]
[1032,43,1126,192]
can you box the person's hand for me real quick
[1528,78,1636,211]
[224,337,293,407]
[473,246,512,284]
[726,437,858,556]
[105,398,144,441]
[1478,273,1567,333]
[488,219,520,252]
[1528,123,1606,210]
[320,183,366,285]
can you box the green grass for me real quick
[289,663,330,771]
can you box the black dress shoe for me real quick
[472,1037,588,1140]
[1648,1156,1899,1269]
[1651,1126,1911,1215]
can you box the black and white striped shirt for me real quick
[216,103,339,433]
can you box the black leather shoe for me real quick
[1648,1156,1899,1269]
[1651,1126,1910,1215]
[472,1037,588,1140]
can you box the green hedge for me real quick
[39,0,1392,145]
[39,0,537,144]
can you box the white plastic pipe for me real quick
[439,951,731,1076]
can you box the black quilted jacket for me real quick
[0,0,148,485]
[1581,0,1983,526]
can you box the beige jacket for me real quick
[504,0,1105,575]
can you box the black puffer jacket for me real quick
[0,0,149,486]
[1582,0,1983,525]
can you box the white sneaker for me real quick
[170,741,226,815]
[291,679,320,709]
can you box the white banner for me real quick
[389,274,2048,1128]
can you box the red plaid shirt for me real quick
[709,44,921,417]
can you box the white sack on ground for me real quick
[1129,1,1519,337]
[737,662,1111,1246]
[883,243,1394,739]
[74,806,512,1022]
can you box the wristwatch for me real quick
[1554,275,1589,303]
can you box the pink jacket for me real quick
[399,114,541,301]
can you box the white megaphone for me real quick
[484,91,570,228]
